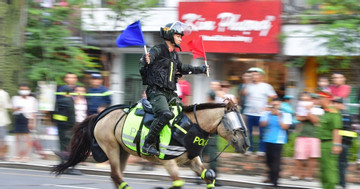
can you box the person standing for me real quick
[57,72,78,99]
[0,80,11,161]
[329,73,351,100]
[53,86,75,161]
[219,81,238,104]
[87,73,112,116]
[238,72,252,113]
[291,92,323,181]
[201,90,222,186]
[177,76,192,105]
[260,98,292,187]
[329,72,353,189]
[11,84,37,162]
[73,86,87,124]
[316,91,343,189]
[242,67,277,156]
[140,21,208,156]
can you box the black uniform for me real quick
[140,42,206,156]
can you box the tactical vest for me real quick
[140,43,180,91]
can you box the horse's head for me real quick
[217,98,250,154]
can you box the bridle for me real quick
[193,102,250,163]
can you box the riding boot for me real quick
[142,111,174,156]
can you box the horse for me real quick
[53,99,250,189]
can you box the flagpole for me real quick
[144,45,149,64]
[201,36,209,77]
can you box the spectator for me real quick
[202,90,222,186]
[329,73,353,189]
[330,73,351,100]
[57,72,78,99]
[53,86,75,161]
[209,80,223,103]
[177,76,192,105]
[316,91,342,189]
[11,84,37,162]
[317,77,331,93]
[332,98,357,189]
[219,81,238,104]
[53,86,81,175]
[87,73,112,116]
[238,72,252,113]
[260,98,292,187]
[73,86,87,124]
[242,67,277,156]
[291,92,323,181]
[280,95,298,130]
[0,79,11,161]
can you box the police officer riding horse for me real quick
[140,21,208,156]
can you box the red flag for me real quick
[188,36,206,61]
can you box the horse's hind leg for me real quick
[106,146,131,189]
[188,157,216,189]
[97,133,130,188]
[162,160,185,189]
[119,149,130,173]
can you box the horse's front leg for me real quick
[162,159,185,189]
[188,157,216,189]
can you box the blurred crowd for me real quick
[203,68,359,189]
[0,72,111,174]
[1,68,360,188]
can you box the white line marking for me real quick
[42,184,99,189]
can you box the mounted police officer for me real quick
[140,21,208,156]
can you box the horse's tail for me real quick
[52,114,98,175]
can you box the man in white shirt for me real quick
[242,67,277,156]
[0,80,11,160]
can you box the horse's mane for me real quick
[182,103,226,112]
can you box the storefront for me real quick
[178,0,288,101]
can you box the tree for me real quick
[0,0,27,95]
[302,0,360,74]
[25,1,95,87]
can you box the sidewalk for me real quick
[2,135,360,189]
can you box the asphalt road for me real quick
[0,167,251,189]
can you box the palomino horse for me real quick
[53,99,249,189]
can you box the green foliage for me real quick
[299,0,360,73]
[24,1,97,87]
[0,0,25,95]
[287,57,306,68]
[103,0,159,27]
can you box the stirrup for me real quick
[142,144,160,156]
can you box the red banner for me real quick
[178,1,282,54]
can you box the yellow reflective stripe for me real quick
[207,181,215,189]
[169,61,173,82]
[339,130,358,138]
[118,182,130,189]
[201,169,207,179]
[55,91,113,96]
[173,180,185,187]
[52,114,68,121]
[174,124,187,134]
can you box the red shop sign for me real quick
[178,1,281,54]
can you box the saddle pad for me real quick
[121,103,186,159]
